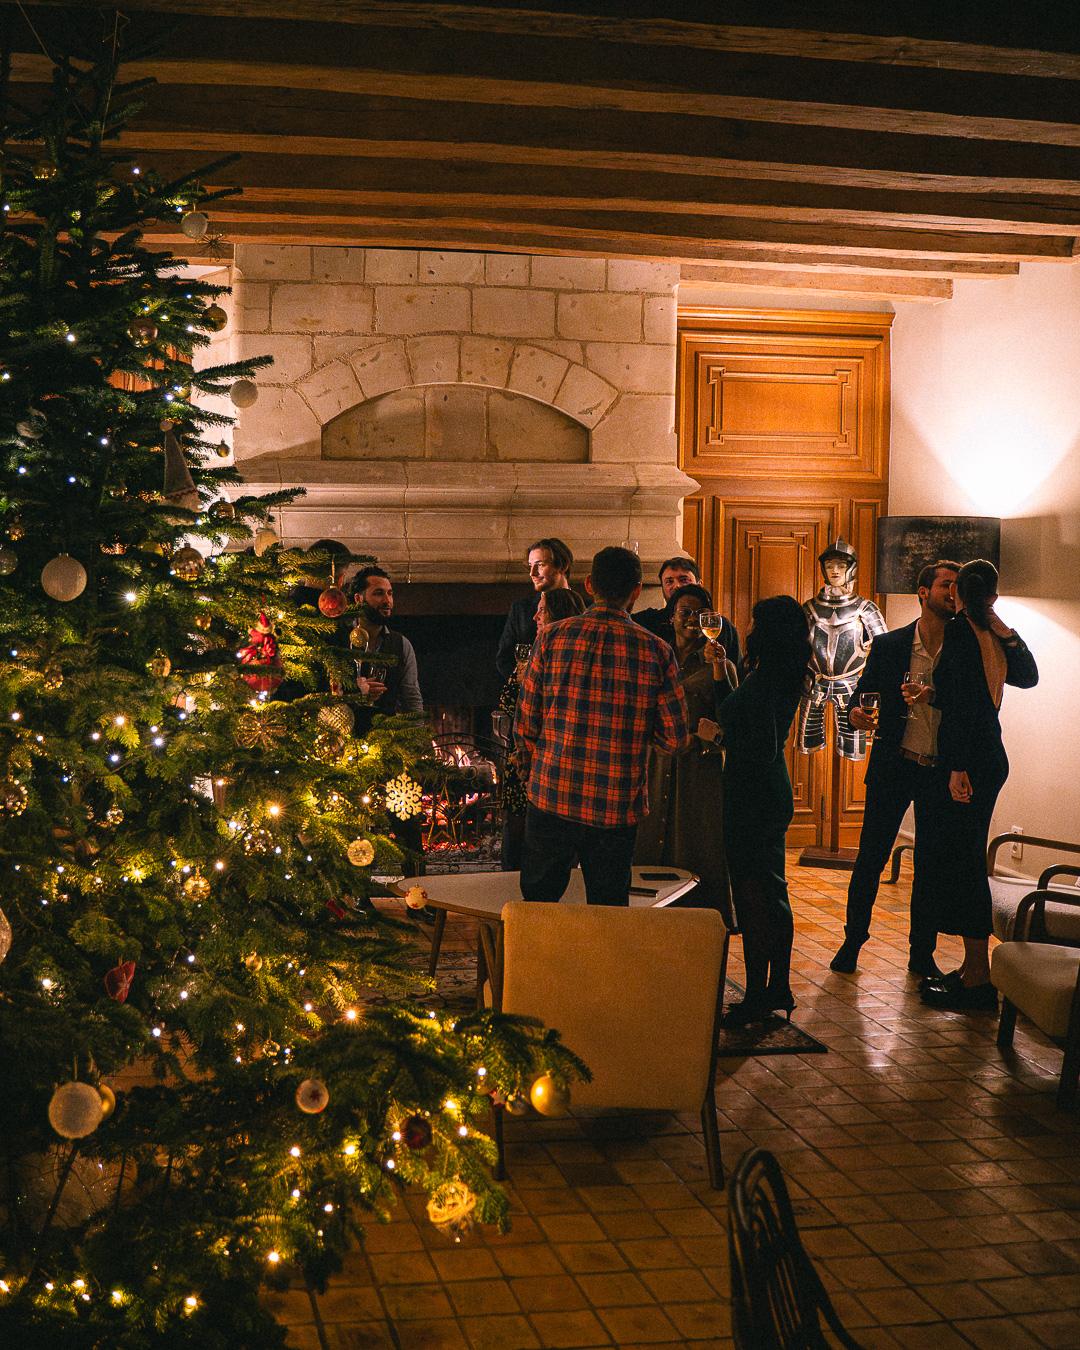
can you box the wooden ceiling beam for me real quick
[681,256,1018,279]
[678,268,954,302]
[11,8,1080,141]
[142,205,1075,262]
[20,2,1080,81]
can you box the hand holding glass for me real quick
[858,692,880,733]
[901,670,930,714]
[698,611,723,643]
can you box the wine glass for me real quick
[698,611,723,643]
[902,670,929,718]
[858,691,880,736]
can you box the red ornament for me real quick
[325,898,347,920]
[238,611,283,694]
[104,960,136,1003]
[318,585,348,618]
[402,1114,433,1150]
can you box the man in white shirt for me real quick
[830,560,959,977]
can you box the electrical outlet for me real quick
[1011,827,1023,862]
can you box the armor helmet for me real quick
[818,537,858,587]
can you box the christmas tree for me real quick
[0,33,584,1348]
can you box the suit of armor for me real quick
[797,541,887,761]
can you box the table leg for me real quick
[477,921,501,1010]
[475,932,488,1009]
[427,909,447,977]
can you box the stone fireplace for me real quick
[213,245,697,583]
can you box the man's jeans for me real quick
[520,804,636,905]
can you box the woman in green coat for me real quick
[634,585,738,915]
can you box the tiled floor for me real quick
[275,854,1080,1349]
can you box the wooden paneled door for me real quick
[678,308,892,848]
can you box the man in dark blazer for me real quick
[495,537,574,681]
[830,560,960,978]
[635,555,742,670]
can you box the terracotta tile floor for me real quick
[276,854,1080,1349]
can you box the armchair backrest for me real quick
[1013,889,1080,948]
[500,901,726,1112]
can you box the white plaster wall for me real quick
[888,262,1080,862]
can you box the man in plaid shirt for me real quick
[515,546,690,904]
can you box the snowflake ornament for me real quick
[384,772,423,820]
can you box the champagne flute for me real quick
[859,691,880,737]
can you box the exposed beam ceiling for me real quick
[3,1,1079,299]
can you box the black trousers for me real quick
[844,750,940,959]
[520,804,636,905]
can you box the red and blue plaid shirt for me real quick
[515,604,689,828]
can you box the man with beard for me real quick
[830,560,959,978]
[349,565,423,714]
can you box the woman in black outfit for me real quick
[921,559,1038,1012]
[707,595,811,1025]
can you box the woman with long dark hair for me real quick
[709,595,811,1024]
[635,584,738,914]
[920,559,1038,1012]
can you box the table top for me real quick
[396,866,698,919]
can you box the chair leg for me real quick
[700,1093,724,1189]
[492,1102,506,1181]
[426,909,447,977]
[997,997,1018,1050]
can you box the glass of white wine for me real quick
[858,691,881,736]
[698,610,723,643]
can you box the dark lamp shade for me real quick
[876,516,1001,595]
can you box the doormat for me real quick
[715,981,828,1058]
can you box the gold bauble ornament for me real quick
[32,160,58,181]
[504,1093,530,1117]
[0,780,29,816]
[7,518,26,541]
[426,1181,476,1240]
[42,665,63,690]
[203,303,228,333]
[179,209,209,240]
[295,1078,330,1114]
[404,885,429,911]
[210,499,235,522]
[183,871,211,902]
[0,546,18,576]
[97,1084,117,1121]
[214,440,231,460]
[529,1073,571,1118]
[126,316,159,348]
[244,952,263,973]
[0,905,11,964]
[48,1082,104,1139]
[194,611,213,630]
[314,728,345,761]
[229,378,259,409]
[170,546,205,582]
[148,651,172,678]
[242,827,273,856]
[346,838,375,868]
[99,539,127,556]
[103,805,124,827]
[317,702,355,737]
[41,554,88,602]
[173,379,192,400]
[236,708,286,751]
[142,540,167,556]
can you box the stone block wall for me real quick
[221,246,697,582]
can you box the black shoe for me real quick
[722,997,773,1028]
[920,980,997,1013]
[830,937,865,974]
[907,954,944,980]
[919,968,962,995]
[765,987,796,1021]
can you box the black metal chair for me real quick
[728,1147,863,1349]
